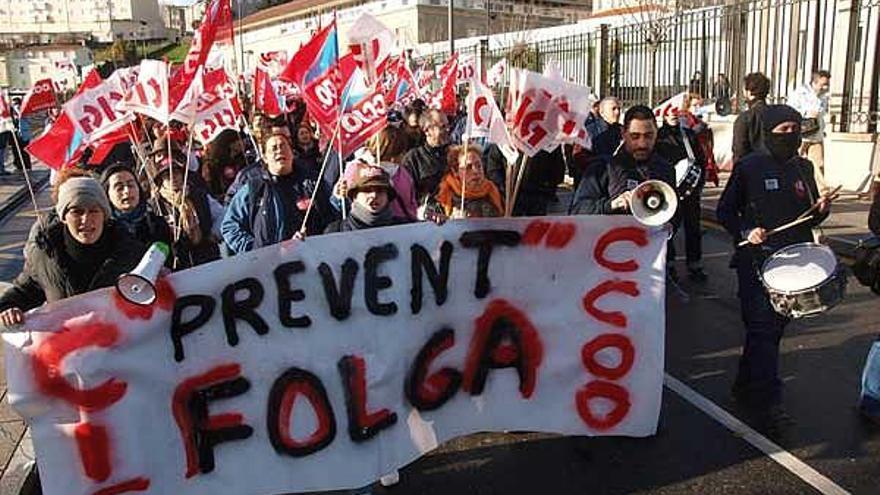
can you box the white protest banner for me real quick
[4,217,666,495]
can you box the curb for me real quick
[0,172,50,226]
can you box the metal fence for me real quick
[422,0,880,134]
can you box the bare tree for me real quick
[614,0,679,106]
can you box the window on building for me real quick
[41,66,46,74]
[18,67,24,74]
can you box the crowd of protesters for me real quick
[0,66,867,482]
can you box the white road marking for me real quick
[664,373,851,495]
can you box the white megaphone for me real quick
[116,242,170,306]
[630,180,678,227]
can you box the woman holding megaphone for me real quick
[0,169,146,327]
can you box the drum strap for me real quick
[680,129,696,163]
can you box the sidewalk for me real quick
[700,172,873,260]
[0,169,48,495]
[0,171,50,226]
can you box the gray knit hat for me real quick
[55,177,112,221]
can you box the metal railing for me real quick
[419,0,880,133]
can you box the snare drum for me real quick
[674,158,702,199]
[760,242,847,319]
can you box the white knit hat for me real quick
[55,177,112,220]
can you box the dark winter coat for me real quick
[732,99,768,164]
[0,218,146,312]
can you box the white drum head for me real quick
[674,158,690,186]
[762,243,837,293]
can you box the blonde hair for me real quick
[446,144,483,172]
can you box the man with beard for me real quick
[402,109,450,206]
[222,128,335,253]
[717,105,832,432]
[569,105,675,218]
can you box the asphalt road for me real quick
[1,193,878,495]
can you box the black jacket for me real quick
[732,99,768,164]
[324,214,410,233]
[0,218,146,312]
[570,149,675,216]
[402,143,450,199]
[717,151,827,254]
[592,123,624,157]
[656,123,707,189]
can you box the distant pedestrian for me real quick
[788,70,832,194]
[732,72,770,164]
[713,73,732,116]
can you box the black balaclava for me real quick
[762,104,803,162]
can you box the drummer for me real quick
[716,104,832,431]
[656,104,709,282]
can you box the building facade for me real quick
[226,0,592,74]
[0,0,167,47]
[0,44,93,91]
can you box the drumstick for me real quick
[796,184,843,221]
[737,215,816,247]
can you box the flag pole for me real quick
[459,135,468,218]
[333,9,347,221]
[7,128,43,229]
[299,85,353,236]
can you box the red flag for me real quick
[254,66,284,118]
[337,69,387,158]
[428,60,458,115]
[25,111,85,170]
[77,69,103,95]
[384,60,418,108]
[20,78,57,116]
[302,52,358,137]
[169,0,233,111]
[86,127,133,166]
[279,21,338,88]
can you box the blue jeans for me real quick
[733,253,789,407]
[860,340,880,418]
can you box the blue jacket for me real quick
[222,171,335,254]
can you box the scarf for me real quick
[435,172,504,217]
[62,227,111,292]
[111,200,148,236]
[350,201,394,229]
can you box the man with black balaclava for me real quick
[569,105,676,217]
[717,104,833,433]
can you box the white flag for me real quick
[348,13,396,85]
[118,60,170,123]
[486,58,508,88]
[466,79,519,164]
